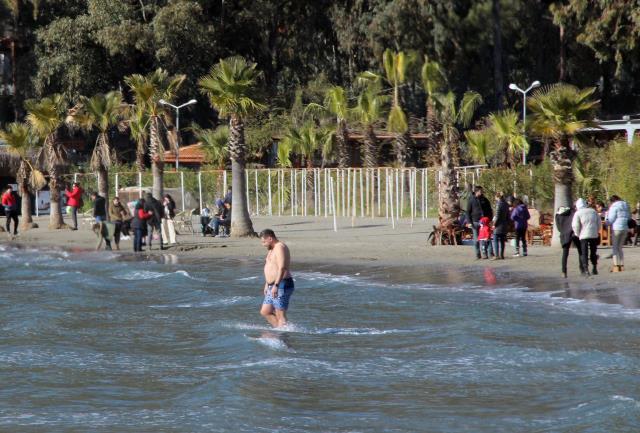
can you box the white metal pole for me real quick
[346,169,351,218]
[352,168,356,226]
[421,169,425,220]
[324,169,328,217]
[267,169,272,216]
[223,170,227,196]
[359,169,364,218]
[377,168,381,217]
[198,171,203,212]
[35,190,39,216]
[329,174,337,232]
[291,169,295,216]
[365,169,370,217]
[389,175,395,229]
[341,169,346,217]
[114,173,119,197]
[395,169,400,222]
[245,170,250,214]
[255,169,259,216]
[385,168,389,219]
[400,169,405,218]
[180,171,185,212]
[410,170,414,227]
[138,172,142,198]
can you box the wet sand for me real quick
[8,215,640,309]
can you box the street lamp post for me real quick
[159,98,197,170]
[508,80,540,165]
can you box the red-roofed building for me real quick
[163,143,206,168]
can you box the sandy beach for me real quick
[7,214,640,308]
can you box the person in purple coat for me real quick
[510,198,530,257]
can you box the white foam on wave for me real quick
[246,334,294,352]
[225,321,411,336]
[115,269,205,281]
[149,296,253,309]
[236,276,259,281]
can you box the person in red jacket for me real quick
[132,199,153,252]
[2,185,18,235]
[477,216,493,259]
[64,182,84,230]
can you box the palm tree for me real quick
[0,122,46,230]
[361,49,416,167]
[199,56,266,237]
[352,82,387,168]
[421,56,447,161]
[191,125,229,169]
[488,109,528,167]
[464,129,492,165]
[125,69,186,199]
[306,86,351,167]
[128,106,150,173]
[433,91,483,227]
[26,94,68,229]
[67,91,125,214]
[281,124,332,169]
[528,84,599,245]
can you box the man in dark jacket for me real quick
[144,192,165,250]
[466,186,494,259]
[91,192,107,223]
[491,192,509,260]
[555,206,583,278]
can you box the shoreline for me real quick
[7,215,640,309]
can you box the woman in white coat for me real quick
[572,198,601,276]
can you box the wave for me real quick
[224,321,413,336]
[149,296,253,309]
[114,269,206,281]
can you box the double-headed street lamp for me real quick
[508,80,540,165]
[159,98,197,170]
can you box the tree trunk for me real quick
[492,0,505,110]
[550,144,575,247]
[152,161,163,200]
[97,167,109,219]
[229,115,256,237]
[48,177,65,229]
[362,124,378,168]
[394,131,412,168]
[336,119,350,168]
[149,115,166,199]
[437,137,460,228]
[19,185,35,230]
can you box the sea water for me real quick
[0,244,639,432]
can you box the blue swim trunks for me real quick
[263,277,295,310]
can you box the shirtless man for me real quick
[259,229,294,328]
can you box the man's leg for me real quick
[5,212,10,233]
[472,223,480,258]
[12,211,18,234]
[589,238,598,273]
[561,245,570,276]
[579,239,589,274]
[71,206,78,230]
[260,304,279,327]
[274,309,288,327]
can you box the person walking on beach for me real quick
[259,229,294,328]
[492,192,509,260]
[510,199,530,257]
[108,196,130,250]
[64,182,83,230]
[572,198,601,276]
[605,195,630,272]
[161,194,177,246]
[91,192,107,223]
[144,192,164,250]
[466,186,494,259]
[2,185,18,235]
[131,199,153,252]
[555,206,583,278]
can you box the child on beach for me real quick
[478,216,493,259]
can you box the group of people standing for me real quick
[466,186,531,260]
[62,182,179,252]
[556,195,631,277]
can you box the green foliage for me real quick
[192,125,229,168]
[198,56,266,119]
[600,140,640,206]
[527,84,600,146]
